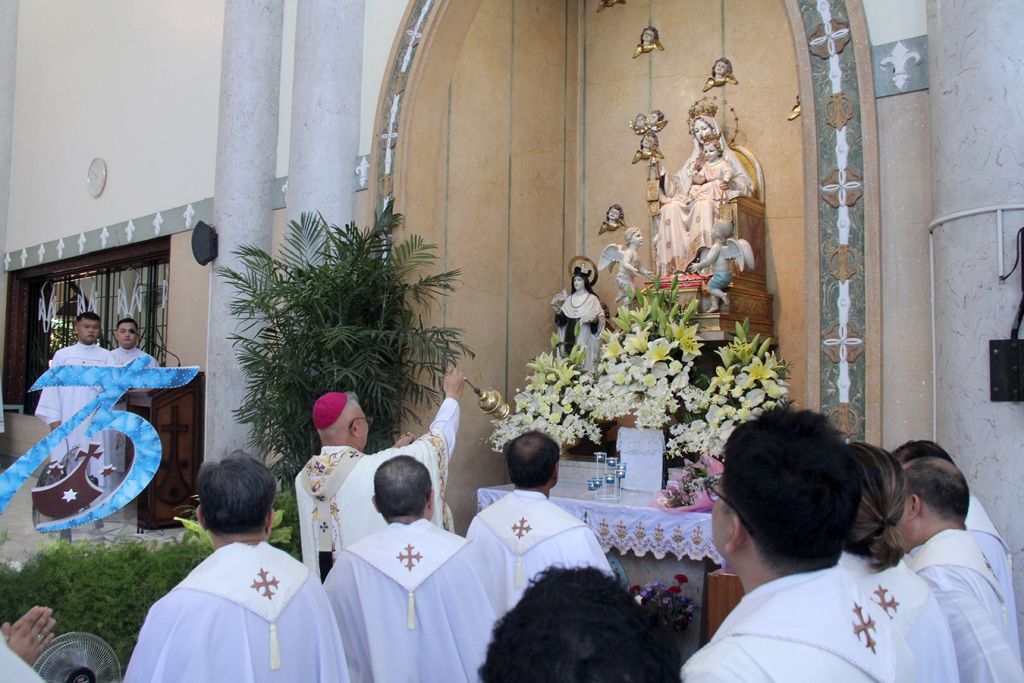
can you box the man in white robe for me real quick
[296,367,465,580]
[110,317,158,367]
[324,455,496,683]
[894,438,1020,658]
[899,456,1024,682]
[681,407,915,682]
[34,312,116,489]
[467,430,610,613]
[126,456,349,683]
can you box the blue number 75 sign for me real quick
[0,357,199,531]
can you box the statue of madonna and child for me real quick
[551,257,607,372]
[654,99,753,275]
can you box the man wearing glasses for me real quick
[682,407,915,682]
[296,367,466,581]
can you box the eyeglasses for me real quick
[706,480,755,537]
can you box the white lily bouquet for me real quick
[589,284,704,429]
[489,343,601,451]
[667,320,789,458]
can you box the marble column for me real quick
[0,0,18,352]
[929,0,1024,642]
[286,0,364,227]
[206,0,284,461]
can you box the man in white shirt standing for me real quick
[324,455,497,683]
[468,430,610,613]
[109,317,157,367]
[899,456,1024,681]
[682,407,914,683]
[34,312,116,489]
[295,367,466,580]
[894,438,1020,660]
[126,455,349,682]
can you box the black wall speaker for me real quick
[191,221,218,266]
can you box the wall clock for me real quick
[87,157,107,198]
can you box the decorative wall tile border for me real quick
[871,35,928,98]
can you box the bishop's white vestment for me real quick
[840,552,957,683]
[296,398,459,577]
[967,494,1020,659]
[34,342,116,486]
[467,488,611,613]
[907,528,1024,682]
[681,566,915,683]
[324,518,497,683]
[125,542,349,683]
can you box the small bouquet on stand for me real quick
[654,455,723,513]
[629,573,696,632]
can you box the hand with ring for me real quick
[2,605,57,665]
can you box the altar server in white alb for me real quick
[34,311,116,487]
[681,407,915,683]
[467,430,610,613]
[126,456,350,683]
[899,456,1024,682]
[324,455,497,683]
[894,438,1021,661]
[109,317,158,367]
[296,367,465,580]
[840,442,957,683]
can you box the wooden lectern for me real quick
[124,373,205,530]
[700,565,746,645]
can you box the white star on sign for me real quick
[61,489,78,502]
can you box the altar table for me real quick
[476,481,722,564]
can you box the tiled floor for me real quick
[0,462,183,568]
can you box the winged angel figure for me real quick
[599,227,654,305]
[686,218,754,312]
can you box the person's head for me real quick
[844,442,907,570]
[898,456,969,550]
[640,131,656,152]
[373,455,433,523]
[606,204,624,223]
[506,431,560,493]
[625,227,644,248]
[632,112,646,129]
[649,109,664,125]
[712,219,734,241]
[570,268,594,295]
[691,116,717,140]
[196,454,277,545]
[481,567,681,683]
[714,407,860,580]
[115,317,140,350]
[892,439,955,465]
[713,57,732,78]
[313,391,369,450]
[702,139,723,161]
[640,26,658,45]
[74,312,101,345]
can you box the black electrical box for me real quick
[990,339,1023,401]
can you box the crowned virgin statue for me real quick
[655,100,753,275]
[551,258,606,372]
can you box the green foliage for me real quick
[216,207,472,483]
[0,540,209,666]
[173,492,302,561]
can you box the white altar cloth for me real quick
[476,481,721,563]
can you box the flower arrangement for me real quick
[589,283,704,429]
[667,320,789,459]
[629,573,695,631]
[654,455,723,512]
[488,343,601,451]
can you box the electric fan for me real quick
[33,632,121,683]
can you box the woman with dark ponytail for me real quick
[840,442,959,683]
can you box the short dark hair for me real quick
[196,454,277,535]
[720,406,861,572]
[374,456,431,522]
[903,457,969,523]
[892,439,955,465]
[75,311,101,323]
[506,431,559,488]
[481,568,680,683]
[116,317,139,329]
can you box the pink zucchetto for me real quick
[312,392,348,430]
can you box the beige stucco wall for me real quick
[166,232,211,369]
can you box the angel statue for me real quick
[655,98,753,275]
[687,217,754,313]
[599,204,625,235]
[703,57,738,92]
[632,130,663,165]
[599,227,654,305]
[632,26,664,59]
[551,257,606,372]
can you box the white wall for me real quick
[359,0,408,156]
[862,0,926,44]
